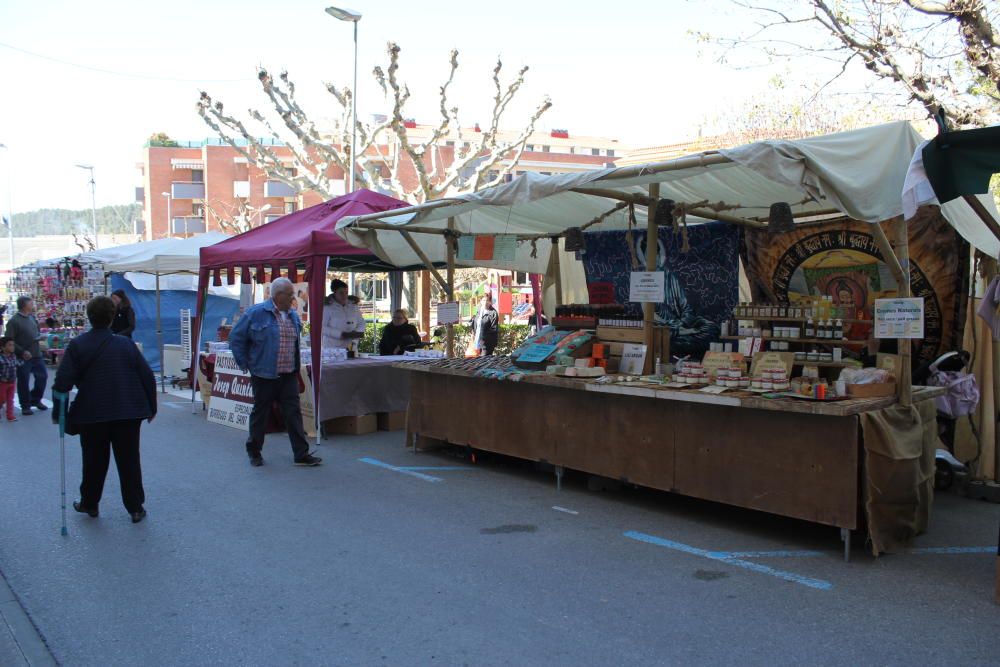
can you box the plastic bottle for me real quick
[835,318,843,340]
[805,317,815,338]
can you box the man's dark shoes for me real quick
[130,509,147,524]
[21,407,33,416]
[294,454,322,466]
[249,452,264,467]
[72,501,98,518]
[31,401,48,411]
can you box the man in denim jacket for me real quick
[228,278,321,468]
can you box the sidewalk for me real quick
[0,570,56,667]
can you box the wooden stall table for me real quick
[398,362,944,561]
[317,355,414,434]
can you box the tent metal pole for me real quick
[644,183,660,375]
[446,218,456,359]
[156,273,165,393]
[190,281,210,414]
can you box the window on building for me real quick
[607,149,615,157]
[526,144,534,152]
[487,170,500,182]
[569,146,576,155]
[192,203,205,217]
[542,145,550,152]
[539,171,552,176]
[191,169,204,183]
[504,173,515,183]
[446,141,455,147]
[513,271,529,285]
[591,148,600,156]
[284,201,297,214]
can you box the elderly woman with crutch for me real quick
[52,296,157,524]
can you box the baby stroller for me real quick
[921,350,979,490]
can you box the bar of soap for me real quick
[564,367,579,377]
[575,367,606,377]
[546,365,568,375]
[574,358,595,368]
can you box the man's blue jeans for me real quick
[17,357,47,409]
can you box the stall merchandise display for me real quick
[6,262,106,350]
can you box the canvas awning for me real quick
[103,232,231,274]
[337,121,1000,266]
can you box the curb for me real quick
[0,568,57,666]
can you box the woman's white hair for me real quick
[271,277,295,295]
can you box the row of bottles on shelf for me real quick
[722,316,849,341]
[734,297,864,322]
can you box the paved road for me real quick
[0,393,998,666]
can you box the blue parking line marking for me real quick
[398,466,475,472]
[358,457,443,482]
[624,531,833,591]
[907,546,995,555]
[722,550,825,559]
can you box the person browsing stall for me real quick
[470,293,500,356]
[322,279,365,350]
[379,309,421,356]
[4,296,48,415]
[110,289,137,339]
[228,277,321,468]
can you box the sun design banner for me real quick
[741,211,969,369]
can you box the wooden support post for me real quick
[893,217,913,407]
[871,222,906,287]
[420,270,431,342]
[644,183,660,375]
[551,237,563,306]
[964,195,1000,243]
[446,217,456,358]
[401,231,448,292]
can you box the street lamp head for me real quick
[326,6,361,21]
[74,163,93,170]
[259,204,273,212]
[161,192,170,197]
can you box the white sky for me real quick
[0,0,830,213]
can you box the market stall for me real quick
[335,121,1000,555]
[192,189,424,438]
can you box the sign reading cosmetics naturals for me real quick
[874,298,925,339]
[208,351,254,431]
[629,271,665,303]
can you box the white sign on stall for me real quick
[619,343,647,375]
[436,301,460,325]
[874,298,925,339]
[207,351,254,431]
[629,271,665,303]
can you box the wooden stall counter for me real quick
[397,362,944,560]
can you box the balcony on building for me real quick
[171,216,206,234]
[171,182,206,199]
[264,180,296,198]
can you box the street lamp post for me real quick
[161,192,172,237]
[75,164,98,249]
[0,144,12,273]
[325,6,362,194]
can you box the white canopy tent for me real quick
[337,121,1000,403]
[98,232,232,392]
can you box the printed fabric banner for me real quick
[583,222,740,356]
[741,210,969,370]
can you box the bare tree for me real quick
[696,0,1000,129]
[196,41,552,205]
[204,198,272,235]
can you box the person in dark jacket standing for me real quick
[379,309,421,356]
[471,294,500,356]
[4,296,48,415]
[228,277,321,468]
[52,296,157,524]
[110,289,136,339]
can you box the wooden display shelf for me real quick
[722,335,866,346]
[735,315,873,325]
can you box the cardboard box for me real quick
[377,411,407,432]
[847,382,896,398]
[324,414,377,435]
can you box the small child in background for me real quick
[0,336,18,422]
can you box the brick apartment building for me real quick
[136,125,625,240]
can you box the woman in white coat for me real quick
[322,279,365,351]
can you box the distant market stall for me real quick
[335,121,1000,556]
[191,189,429,440]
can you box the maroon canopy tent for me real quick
[191,189,412,430]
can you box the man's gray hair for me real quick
[271,277,295,295]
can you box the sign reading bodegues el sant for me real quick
[208,351,254,431]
